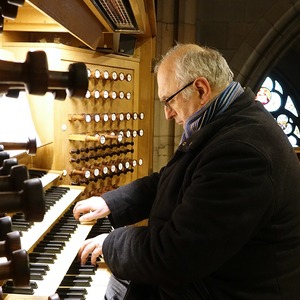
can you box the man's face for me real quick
[157,63,203,127]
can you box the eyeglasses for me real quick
[161,80,194,109]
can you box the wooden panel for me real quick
[53,51,145,198]
[2,42,154,199]
[25,0,105,49]
[4,3,66,32]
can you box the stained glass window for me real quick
[256,76,300,147]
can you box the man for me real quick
[73,43,300,299]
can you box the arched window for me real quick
[256,76,300,147]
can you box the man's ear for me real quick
[194,77,211,102]
[198,87,205,98]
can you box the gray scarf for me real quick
[180,81,244,144]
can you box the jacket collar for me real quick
[177,87,254,153]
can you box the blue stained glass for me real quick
[285,96,298,117]
[262,77,273,90]
[275,80,283,94]
[256,76,299,147]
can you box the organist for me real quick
[73,43,300,300]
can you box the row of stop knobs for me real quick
[69,112,144,123]
[87,69,132,82]
[85,89,132,100]
[71,158,143,178]
[70,158,143,186]
[86,69,133,100]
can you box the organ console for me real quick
[0,0,156,298]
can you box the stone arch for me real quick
[232,1,300,92]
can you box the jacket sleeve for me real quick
[102,141,275,287]
[102,171,161,227]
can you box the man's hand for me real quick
[73,196,111,222]
[78,233,109,265]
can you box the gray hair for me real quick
[154,43,234,97]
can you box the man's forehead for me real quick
[157,62,175,82]
[157,58,178,96]
[158,57,175,72]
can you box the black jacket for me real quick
[102,88,300,299]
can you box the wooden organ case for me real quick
[0,0,156,299]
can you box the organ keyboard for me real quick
[28,170,62,190]
[1,170,113,299]
[18,185,84,251]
